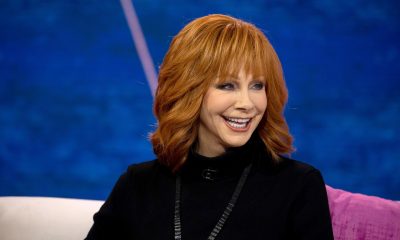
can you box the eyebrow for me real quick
[255,77,266,83]
[224,76,266,81]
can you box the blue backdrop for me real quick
[0,0,399,200]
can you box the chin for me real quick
[224,135,252,148]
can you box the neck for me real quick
[196,142,226,157]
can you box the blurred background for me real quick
[0,0,399,200]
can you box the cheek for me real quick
[204,93,233,114]
[253,94,267,113]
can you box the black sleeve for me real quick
[85,169,135,239]
[288,170,334,239]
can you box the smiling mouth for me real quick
[223,116,252,131]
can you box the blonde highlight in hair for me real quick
[151,14,294,172]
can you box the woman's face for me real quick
[197,68,267,157]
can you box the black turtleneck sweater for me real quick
[86,138,334,239]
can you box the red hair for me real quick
[151,14,294,172]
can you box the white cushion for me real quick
[0,197,103,240]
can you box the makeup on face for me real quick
[197,69,267,157]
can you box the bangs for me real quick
[210,22,271,83]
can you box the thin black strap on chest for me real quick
[174,163,252,240]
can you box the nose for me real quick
[235,89,254,111]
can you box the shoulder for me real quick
[124,159,173,183]
[255,154,326,189]
[258,153,320,176]
[275,157,327,193]
[126,159,159,175]
[250,137,321,180]
[286,157,324,183]
[278,156,320,176]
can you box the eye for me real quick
[216,82,235,90]
[251,82,265,90]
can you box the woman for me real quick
[87,14,334,239]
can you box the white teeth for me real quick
[226,121,247,129]
[224,117,251,129]
[226,117,251,123]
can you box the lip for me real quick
[223,116,252,132]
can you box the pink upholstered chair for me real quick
[326,185,400,240]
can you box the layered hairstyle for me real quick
[151,14,294,172]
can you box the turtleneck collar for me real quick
[179,134,264,182]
